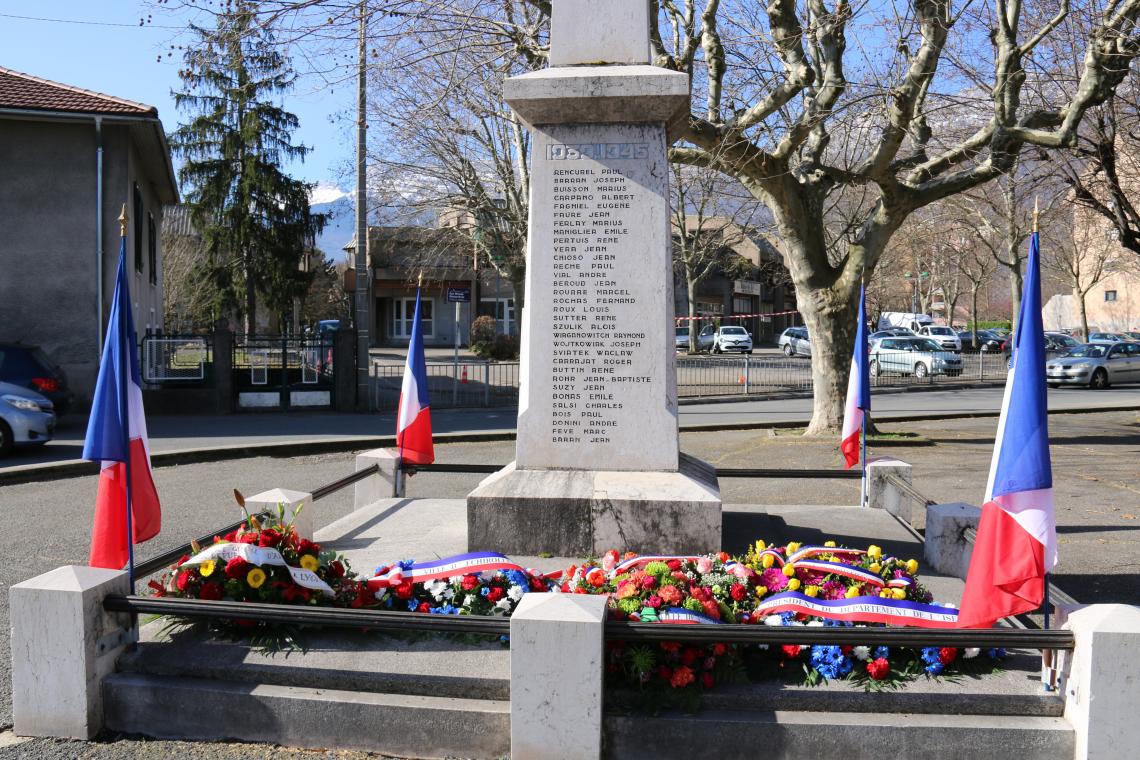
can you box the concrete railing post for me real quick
[1056,604,1140,760]
[510,593,608,760]
[244,488,314,539]
[10,566,131,738]
[866,457,913,522]
[923,503,980,579]
[354,448,402,508]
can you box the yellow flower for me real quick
[824,540,836,548]
[782,563,796,577]
[786,578,801,591]
[754,586,767,598]
[754,539,767,553]
[869,563,881,574]
[761,554,775,569]
[246,568,267,589]
[905,559,919,575]
[879,589,893,598]
[845,586,861,599]
[786,542,801,554]
[299,555,320,572]
[804,585,820,598]
[892,587,907,600]
[867,545,882,560]
[199,560,216,578]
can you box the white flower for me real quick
[440,587,455,601]
[494,599,513,612]
[507,586,524,602]
[963,647,981,659]
[764,615,784,626]
[463,594,476,608]
[449,575,463,584]
[853,646,871,661]
[807,620,825,627]
[481,571,497,582]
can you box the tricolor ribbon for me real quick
[612,554,704,574]
[793,559,885,587]
[786,545,867,564]
[754,591,959,628]
[658,607,723,625]
[367,551,559,591]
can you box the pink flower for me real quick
[760,567,788,592]
[731,564,751,581]
[646,595,663,609]
[639,574,657,590]
[696,557,713,574]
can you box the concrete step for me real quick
[604,709,1075,760]
[103,672,511,759]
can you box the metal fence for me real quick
[141,335,212,384]
[371,360,520,411]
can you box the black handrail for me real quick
[103,595,1073,650]
[403,463,863,480]
[312,463,379,501]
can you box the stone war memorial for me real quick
[467,0,722,557]
[9,2,1140,760]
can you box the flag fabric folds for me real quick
[83,239,162,570]
[396,288,435,464]
[841,285,871,469]
[957,231,1056,628]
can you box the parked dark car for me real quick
[957,330,1003,353]
[0,344,74,415]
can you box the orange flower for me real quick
[670,665,696,688]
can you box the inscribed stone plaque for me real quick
[515,122,679,472]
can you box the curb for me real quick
[2,403,1137,486]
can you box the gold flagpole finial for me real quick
[1033,196,1039,234]
[417,272,423,288]
[119,204,129,237]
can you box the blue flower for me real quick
[809,646,853,680]
[925,661,945,675]
[504,570,530,592]
[431,603,458,615]
[779,612,796,625]
[397,559,415,571]
[987,647,1006,659]
[920,647,941,664]
[874,646,890,659]
[407,599,420,611]
[383,596,393,608]
[480,587,490,597]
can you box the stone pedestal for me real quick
[245,488,313,539]
[10,565,131,738]
[354,448,401,508]
[467,0,721,555]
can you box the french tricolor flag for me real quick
[957,231,1056,628]
[82,237,162,571]
[840,284,870,469]
[396,288,434,464]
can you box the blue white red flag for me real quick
[396,288,434,464]
[957,231,1056,627]
[82,239,162,570]
[840,284,871,468]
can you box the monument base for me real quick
[466,454,722,556]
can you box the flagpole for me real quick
[1031,197,1051,631]
[118,205,136,594]
[860,273,868,508]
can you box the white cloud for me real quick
[309,181,350,206]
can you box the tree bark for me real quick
[1009,263,1024,331]
[800,278,861,435]
[687,264,699,353]
[1077,289,1089,340]
[970,286,980,349]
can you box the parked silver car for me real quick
[1047,342,1140,389]
[0,380,55,457]
[778,327,811,357]
[869,337,963,378]
[674,325,715,352]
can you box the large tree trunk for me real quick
[970,286,980,349]
[686,266,699,353]
[511,277,526,335]
[1076,289,1089,341]
[800,280,861,435]
[1009,263,1023,331]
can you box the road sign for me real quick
[447,287,472,303]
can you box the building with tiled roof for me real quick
[0,66,179,410]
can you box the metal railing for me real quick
[401,462,863,480]
[142,335,211,384]
[101,594,1075,649]
[368,350,1061,411]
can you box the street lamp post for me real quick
[903,270,930,314]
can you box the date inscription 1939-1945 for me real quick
[548,142,649,161]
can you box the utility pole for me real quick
[353,1,371,409]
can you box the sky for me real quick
[0,1,353,202]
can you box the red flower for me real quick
[659,641,682,654]
[701,672,715,690]
[258,529,282,548]
[417,602,431,613]
[781,644,803,658]
[147,579,166,597]
[297,538,318,555]
[238,532,258,544]
[666,560,681,571]
[330,560,346,578]
[176,554,189,567]
[681,648,699,666]
[658,665,673,681]
[939,647,958,665]
[866,657,890,680]
[716,552,730,563]
[701,600,721,619]
[461,575,479,591]
[281,585,311,603]
[529,577,547,592]
[198,582,223,601]
[176,571,194,592]
[639,574,657,590]
[712,643,727,657]
[392,581,414,600]
[487,586,505,603]
[841,645,853,656]
[730,584,747,601]
[670,665,695,688]
[224,557,250,579]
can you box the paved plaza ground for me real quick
[0,409,1137,756]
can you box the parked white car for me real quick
[712,326,753,354]
[869,337,964,378]
[917,325,962,352]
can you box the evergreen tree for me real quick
[171,0,324,334]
